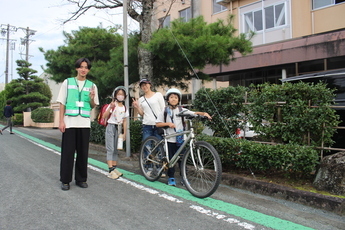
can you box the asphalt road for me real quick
[1,126,344,230]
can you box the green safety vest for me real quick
[65,77,94,117]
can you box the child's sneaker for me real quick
[107,170,119,179]
[146,168,153,177]
[113,168,123,177]
[168,178,176,186]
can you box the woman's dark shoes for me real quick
[61,183,70,191]
[75,181,88,188]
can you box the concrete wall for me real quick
[23,109,98,128]
[312,3,345,34]
[23,111,59,128]
[153,0,345,46]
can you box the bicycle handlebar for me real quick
[176,110,210,121]
[159,111,210,130]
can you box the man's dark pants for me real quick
[60,128,90,184]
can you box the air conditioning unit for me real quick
[216,0,232,5]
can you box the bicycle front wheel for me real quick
[139,136,165,182]
[181,141,222,198]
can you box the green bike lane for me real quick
[11,128,314,230]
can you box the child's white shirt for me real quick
[156,107,195,143]
[107,103,129,125]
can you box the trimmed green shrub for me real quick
[197,134,319,178]
[194,86,248,137]
[90,121,106,145]
[13,113,23,126]
[0,90,7,119]
[129,119,143,153]
[248,82,340,147]
[31,108,54,123]
[194,83,340,149]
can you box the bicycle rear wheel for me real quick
[139,136,165,182]
[181,141,222,198]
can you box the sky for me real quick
[0,0,139,84]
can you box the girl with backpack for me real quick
[102,86,129,179]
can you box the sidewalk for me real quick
[13,126,345,215]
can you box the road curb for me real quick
[221,174,345,215]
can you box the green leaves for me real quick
[194,86,248,137]
[145,16,253,88]
[248,82,340,147]
[198,135,319,176]
[194,82,340,148]
[5,61,52,112]
[193,82,340,177]
[31,108,54,123]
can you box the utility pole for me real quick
[1,24,17,84]
[18,27,36,62]
[123,0,131,157]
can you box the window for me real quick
[313,0,333,9]
[159,15,170,28]
[265,4,285,29]
[180,8,191,22]
[213,0,227,14]
[313,0,345,10]
[243,2,286,33]
[244,10,263,32]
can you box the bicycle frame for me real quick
[163,128,193,168]
[146,118,204,175]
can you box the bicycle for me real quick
[139,111,222,198]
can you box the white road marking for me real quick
[190,205,255,230]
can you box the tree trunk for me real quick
[137,0,154,82]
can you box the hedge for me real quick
[197,134,319,176]
[31,108,54,123]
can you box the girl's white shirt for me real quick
[106,102,129,125]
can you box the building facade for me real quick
[152,0,345,86]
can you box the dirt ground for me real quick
[228,168,345,199]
